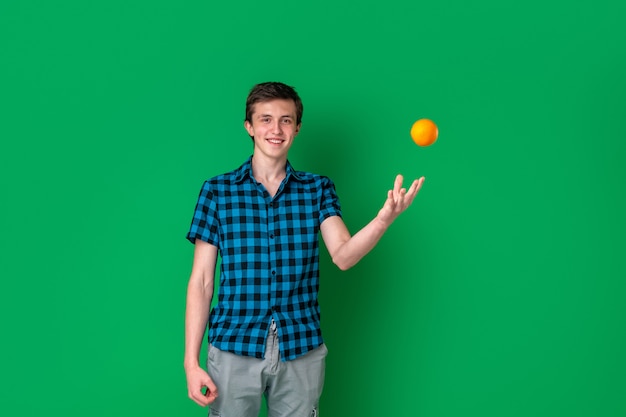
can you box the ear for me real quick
[244,120,254,137]
[295,123,301,136]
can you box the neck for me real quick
[251,154,287,183]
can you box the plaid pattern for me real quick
[187,156,342,361]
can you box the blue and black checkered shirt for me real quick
[187,156,342,361]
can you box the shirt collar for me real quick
[234,156,303,184]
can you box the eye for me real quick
[281,118,292,124]
[261,117,271,123]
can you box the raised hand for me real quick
[377,174,424,227]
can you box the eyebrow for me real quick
[256,114,294,119]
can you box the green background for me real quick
[2,0,625,416]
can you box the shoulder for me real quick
[205,168,238,185]
[293,170,335,187]
[202,161,249,189]
[290,171,339,205]
[193,169,243,207]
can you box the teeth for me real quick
[268,139,283,144]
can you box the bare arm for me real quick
[321,175,424,270]
[184,239,219,406]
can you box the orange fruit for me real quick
[410,119,438,147]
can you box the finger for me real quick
[204,379,219,403]
[206,390,219,404]
[386,189,394,204]
[190,389,210,407]
[404,177,424,206]
[408,177,424,195]
[393,174,404,199]
[206,379,218,393]
[205,384,218,399]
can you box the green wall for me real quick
[2,1,625,416]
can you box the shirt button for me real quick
[271,270,276,275]
[270,234,274,239]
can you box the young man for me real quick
[184,82,424,417]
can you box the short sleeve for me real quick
[186,181,220,245]
[319,177,342,224]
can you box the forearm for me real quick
[322,176,424,271]
[184,282,213,369]
[331,215,389,271]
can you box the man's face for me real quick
[244,99,300,160]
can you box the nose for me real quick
[271,120,282,134]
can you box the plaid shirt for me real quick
[187,156,342,361]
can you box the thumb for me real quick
[204,377,218,399]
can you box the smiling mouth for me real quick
[267,138,284,144]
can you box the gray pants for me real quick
[207,327,327,417]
